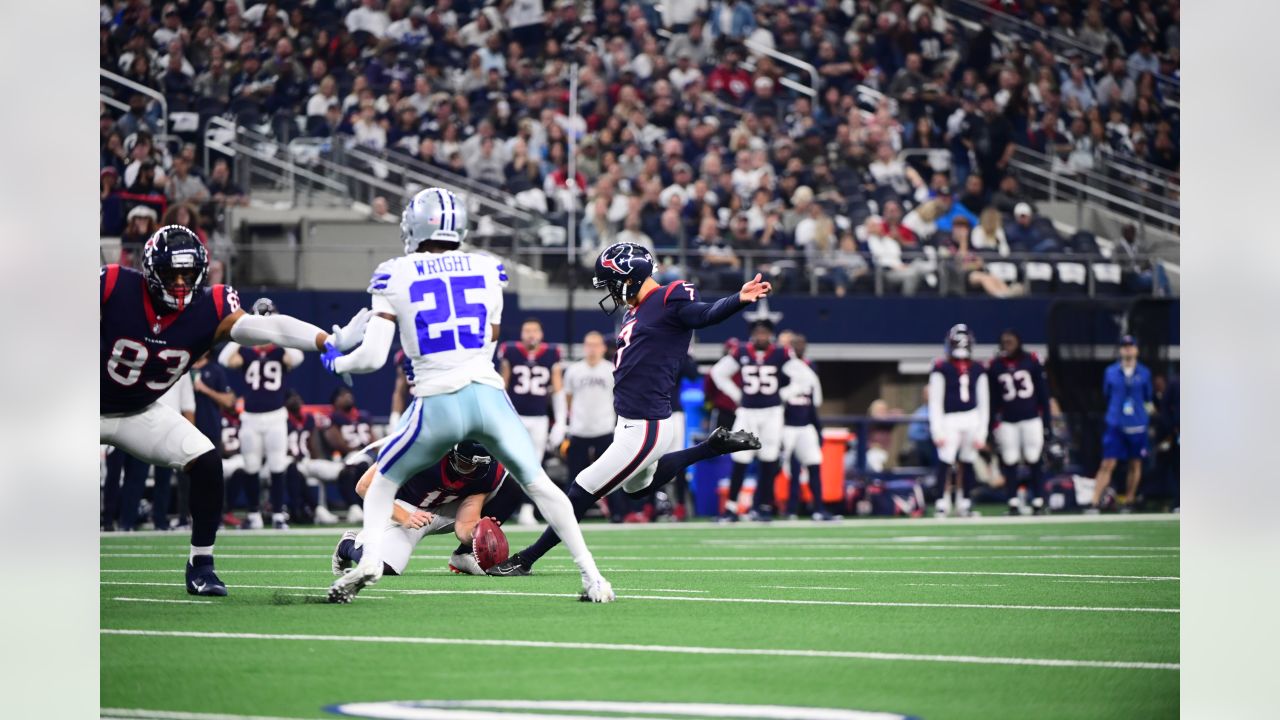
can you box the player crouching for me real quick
[332,441,521,578]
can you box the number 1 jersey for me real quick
[368,250,507,398]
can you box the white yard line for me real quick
[593,568,1181,580]
[99,629,1178,671]
[101,553,1176,561]
[98,581,1176,614]
[102,709,312,720]
[110,597,214,605]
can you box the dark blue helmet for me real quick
[251,297,277,316]
[142,225,208,311]
[449,440,492,477]
[945,323,973,360]
[593,242,654,315]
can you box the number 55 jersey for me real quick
[368,250,508,398]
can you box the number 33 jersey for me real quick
[368,250,508,398]
[100,264,240,415]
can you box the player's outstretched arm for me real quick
[327,313,397,376]
[218,306,361,352]
[675,274,772,330]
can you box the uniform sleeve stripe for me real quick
[212,284,226,318]
[663,280,687,304]
[101,264,120,304]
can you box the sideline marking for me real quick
[110,597,214,605]
[329,699,914,720]
[101,629,1179,671]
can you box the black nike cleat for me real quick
[708,427,761,454]
[486,553,534,576]
[185,555,228,597]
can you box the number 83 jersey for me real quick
[368,250,508,398]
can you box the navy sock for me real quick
[338,537,358,562]
[807,464,825,513]
[186,450,225,548]
[727,462,749,508]
[755,460,779,512]
[626,441,722,500]
[1027,462,1043,499]
[518,483,596,567]
[1001,463,1021,501]
[269,471,287,513]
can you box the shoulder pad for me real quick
[931,358,946,371]
[369,259,397,295]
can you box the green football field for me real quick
[101,514,1179,720]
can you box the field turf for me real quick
[101,514,1179,720]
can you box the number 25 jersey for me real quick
[368,250,508,398]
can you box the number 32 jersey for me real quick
[368,250,508,398]
[499,342,561,417]
[100,264,240,415]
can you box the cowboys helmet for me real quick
[401,187,468,254]
[252,297,277,316]
[592,242,655,315]
[945,323,974,360]
[449,440,493,477]
[142,225,208,311]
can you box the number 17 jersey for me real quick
[368,250,508,398]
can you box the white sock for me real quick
[189,545,213,561]
[272,512,285,522]
[523,472,600,581]
[358,472,397,570]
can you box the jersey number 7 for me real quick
[409,276,488,355]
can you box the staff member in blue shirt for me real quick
[1090,335,1153,511]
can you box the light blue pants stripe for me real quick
[374,384,546,487]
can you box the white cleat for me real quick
[448,552,484,576]
[346,505,364,524]
[244,512,264,530]
[314,506,339,525]
[332,530,357,577]
[579,576,616,604]
[328,560,382,604]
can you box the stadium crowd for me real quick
[99,0,1179,296]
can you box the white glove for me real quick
[548,423,567,451]
[329,308,373,352]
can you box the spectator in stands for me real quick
[1096,58,1137,112]
[882,200,919,247]
[165,156,209,205]
[708,1,756,41]
[903,199,942,243]
[195,56,231,109]
[695,216,741,291]
[825,232,870,297]
[942,216,1015,297]
[965,95,1016,192]
[116,94,159,139]
[865,216,928,296]
[933,188,979,234]
[127,159,164,197]
[101,168,125,237]
[120,205,158,268]
[346,0,390,38]
[1005,202,1055,254]
[1060,62,1096,113]
[990,175,1032,216]
[972,208,1011,257]
[162,203,209,248]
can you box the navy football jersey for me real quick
[287,411,316,461]
[733,344,792,409]
[397,457,506,509]
[932,358,986,413]
[784,358,818,426]
[237,345,289,413]
[614,281,705,420]
[501,342,561,417]
[100,264,240,415]
[323,408,374,454]
[987,351,1048,423]
[220,413,241,459]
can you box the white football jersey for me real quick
[368,249,509,397]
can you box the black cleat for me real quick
[708,427,761,454]
[486,553,533,577]
[185,555,228,597]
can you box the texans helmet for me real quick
[593,242,655,315]
[142,225,208,311]
[252,297,277,316]
[449,440,493,477]
[401,187,468,254]
[945,323,974,360]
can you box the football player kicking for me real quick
[928,324,989,518]
[101,226,370,596]
[486,242,766,577]
[987,329,1050,515]
[331,441,522,578]
[321,187,614,603]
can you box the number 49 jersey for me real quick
[100,264,240,415]
[238,345,289,413]
[500,342,561,417]
[987,352,1048,423]
[368,250,508,398]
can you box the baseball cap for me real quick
[1014,202,1032,218]
[1119,334,1137,346]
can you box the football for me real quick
[471,517,509,571]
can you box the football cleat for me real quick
[716,511,740,523]
[579,576,616,603]
[346,505,364,524]
[332,530,357,577]
[485,553,533,577]
[314,506,339,525]
[328,561,382,604]
[746,508,774,522]
[811,510,839,521]
[243,512,264,530]
[448,552,484,576]
[185,555,228,597]
[707,427,761,454]
[272,513,289,530]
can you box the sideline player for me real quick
[486,242,765,577]
[928,324,989,518]
[321,187,614,603]
[101,224,371,595]
[987,328,1050,514]
[712,320,818,521]
[780,334,834,520]
[1089,335,1153,512]
[218,297,304,528]
[500,318,567,454]
[331,441,522,577]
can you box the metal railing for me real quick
[100,67,171,142]
[743,38,820,99]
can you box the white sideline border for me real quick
[100,513,1178,538]
[100,629,1179,671]
[98,581,1178,614]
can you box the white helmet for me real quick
[401,187,468,254]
